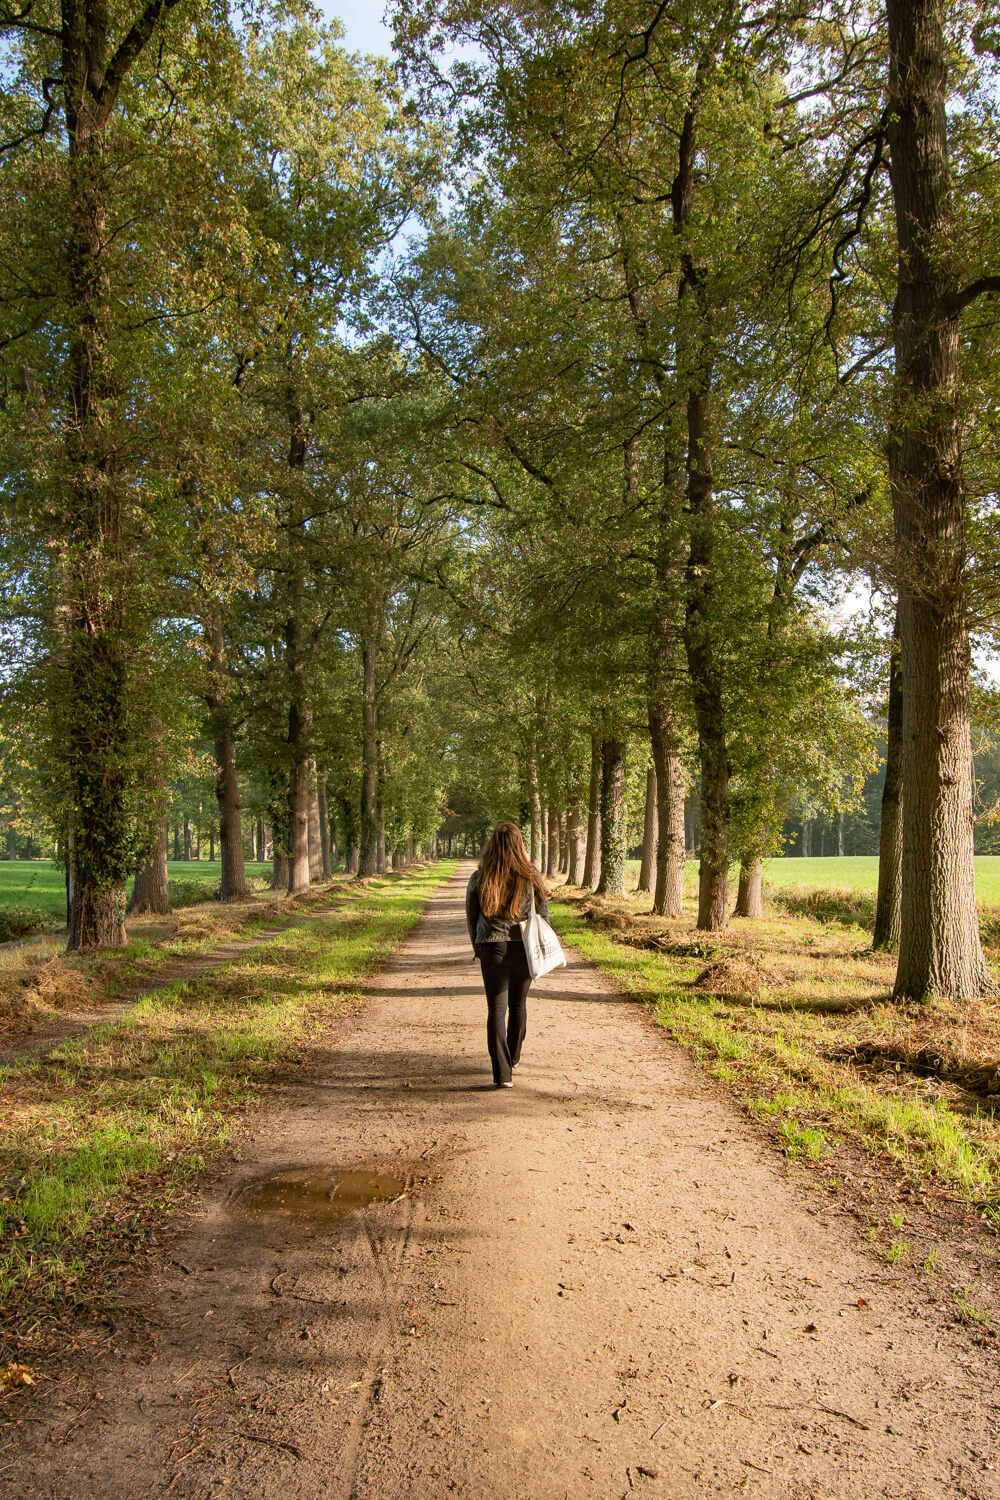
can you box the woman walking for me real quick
[466,821,549,1088]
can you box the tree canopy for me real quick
[2,0,999,1002]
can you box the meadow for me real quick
[0,860,275,927]
[625,854,1000,907]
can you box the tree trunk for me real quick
[285,593,311,895]
[62,90,129,952]
[129,810,170,917]
[376,739,387,874]
[209,620,249,899]
[637,764,657,894]
[734,859,763,920]
[566,806,582,884]
[529,754,542,868]
[308,761,323,882]
[183,819,192,861]
[884,0,991,998]
[545,807,560,878]
[801,818,811,858]
[683,371,730,932]
[195,807,202,860]
[648,703,686,916]
[209,829,215,863]
[359,639,378,877]
[257,815,265,864]
[5,828,14,860]
[270,772,290,891]
[338,796,360,877]
[558,811,568,874]
[596,739,627,897]
[317,768,332,878]
[582,733,602,889]
[873,615,905,951]
[173,822,180,861]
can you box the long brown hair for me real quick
[478,821,546,920]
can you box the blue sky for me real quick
[321,3,394,56]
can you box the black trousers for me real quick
[478,939,531,1085]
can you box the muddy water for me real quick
[236,1168,406,1222]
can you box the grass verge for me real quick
[0,862,454,1353]
[550,890,1000,1229]
[0,873,372,1035]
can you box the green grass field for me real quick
[624,855,1000,907]
[0,860,275,921]
[764,855,1000,906]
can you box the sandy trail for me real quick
[10,863,1000,1499]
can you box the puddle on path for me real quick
[236,1168,407,1222]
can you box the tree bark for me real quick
[129,811,170,917]
[873,622,904,951]
[885,0,992,998]
[648,703,686,916]
[734,859,763,920]
[637,764,658,894]
[582,733,602,889]
[62,59,125,950]
[183,818,192,862]
[596,739,627,897]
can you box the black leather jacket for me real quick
[466,868,549,948]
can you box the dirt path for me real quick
[8,864,1000,1498]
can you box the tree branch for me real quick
[942,276,1000,317]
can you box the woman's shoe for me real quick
[496,1080,513,1088]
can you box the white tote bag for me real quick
[522,890,566,980]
